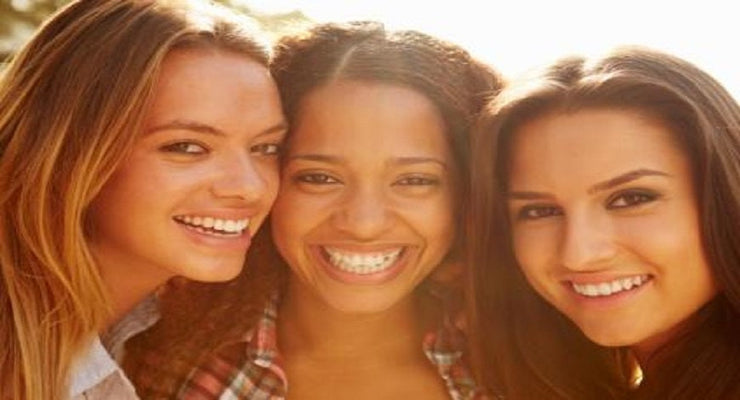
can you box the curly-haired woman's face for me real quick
[271,81,456,314]
[506,108,717,359]
[88,49,286,295]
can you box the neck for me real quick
[277,278,424,366]
[96,250,170,330]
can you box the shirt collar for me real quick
[69,294,160,398]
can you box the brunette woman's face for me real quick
[271,81,456,314]
[506,108,717,357]
[88,49,286,291]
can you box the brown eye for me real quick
[251,142,282,156]
[160,141,207,155]
[295,173,340,185]
[517,204,563,220]
[394,175,439,186]
[607,190,659,209]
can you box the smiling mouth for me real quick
[322,247,404,275]
[173,215,249,237]
[571,274,653,297]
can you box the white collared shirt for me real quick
[68,295,159,400]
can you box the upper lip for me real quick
[173,209,256,220]
[564,273,652,285]
[317,244,410,253]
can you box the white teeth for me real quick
[572,275,650,297]
[324,247,403,275]
[174,215,250,235]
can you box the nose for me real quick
[210,152,269,202]
[559,211,617,271]
[332,183,393,240]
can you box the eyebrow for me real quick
[285,154,447,169]
[145,119,288,137]
[587,168,670,194]
[507,168,671,200]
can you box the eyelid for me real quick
[159,140,208,154]
[514,203,563,221]
[251,142,282,156]
[294,171,342,185]
[393,174,440,186]
[605,188,660,209]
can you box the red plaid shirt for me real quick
[176,295,487,400]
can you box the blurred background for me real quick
[2,0,738,98]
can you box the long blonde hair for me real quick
[0,1,269,398]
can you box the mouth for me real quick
[570,274,653,298]
[321,247,404,275]
[173,215,250,237]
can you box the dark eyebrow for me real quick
[588,168,670,194]
[286,154,342,163]
[507,191,554,200]
[285,154,448,170]
[507,168,670,200]
[146,119,225,136]
[145,120,289,137]
[391,157,448,170]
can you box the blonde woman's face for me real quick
[506,108,717,359]
[88,49,286,294]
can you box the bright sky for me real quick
[244,0,740,99]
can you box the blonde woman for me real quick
[0,0,286,399]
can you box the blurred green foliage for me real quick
[0,0,312,61]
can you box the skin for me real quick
[88,48,286,323]
[271,80,454,399]
[506,108,717,361]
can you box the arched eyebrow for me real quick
[145,119,288,137]
[587,168,670,194]
[507,169,671,200]
[285,155,448,170]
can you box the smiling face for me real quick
[271,81,456,314]
[88,49,286,295]
[506,108,718,358]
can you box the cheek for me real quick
[511,224,556,280]
[255,161,281,205]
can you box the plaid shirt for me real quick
[177,295,486,400]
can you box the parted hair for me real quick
[468,46,740,399]
[126,20,502,398]
[0,0,268,398]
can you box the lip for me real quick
[311,245,410,285]
[174,214,253,252]
[562,274,654,308]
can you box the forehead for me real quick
[288,80,450,158]
[508,108,689,186]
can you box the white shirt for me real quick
[68,296,159,400]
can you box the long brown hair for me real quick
[0,0,268,398]
[128,20,502,398]
[468,46,740,399]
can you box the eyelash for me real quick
[394,175,440,186]
[251,142,282,156]
[160,141,207,155]
[515,189,660,221]
[606,189,660,209]
[517,204,562,220]
[295,173,340,185]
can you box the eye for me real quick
[394,175,440,186]
[516,204,563,220]
[607,190,659,209]
[295,173,341,185]
[160,141,207,155]
[251,142,282,156]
